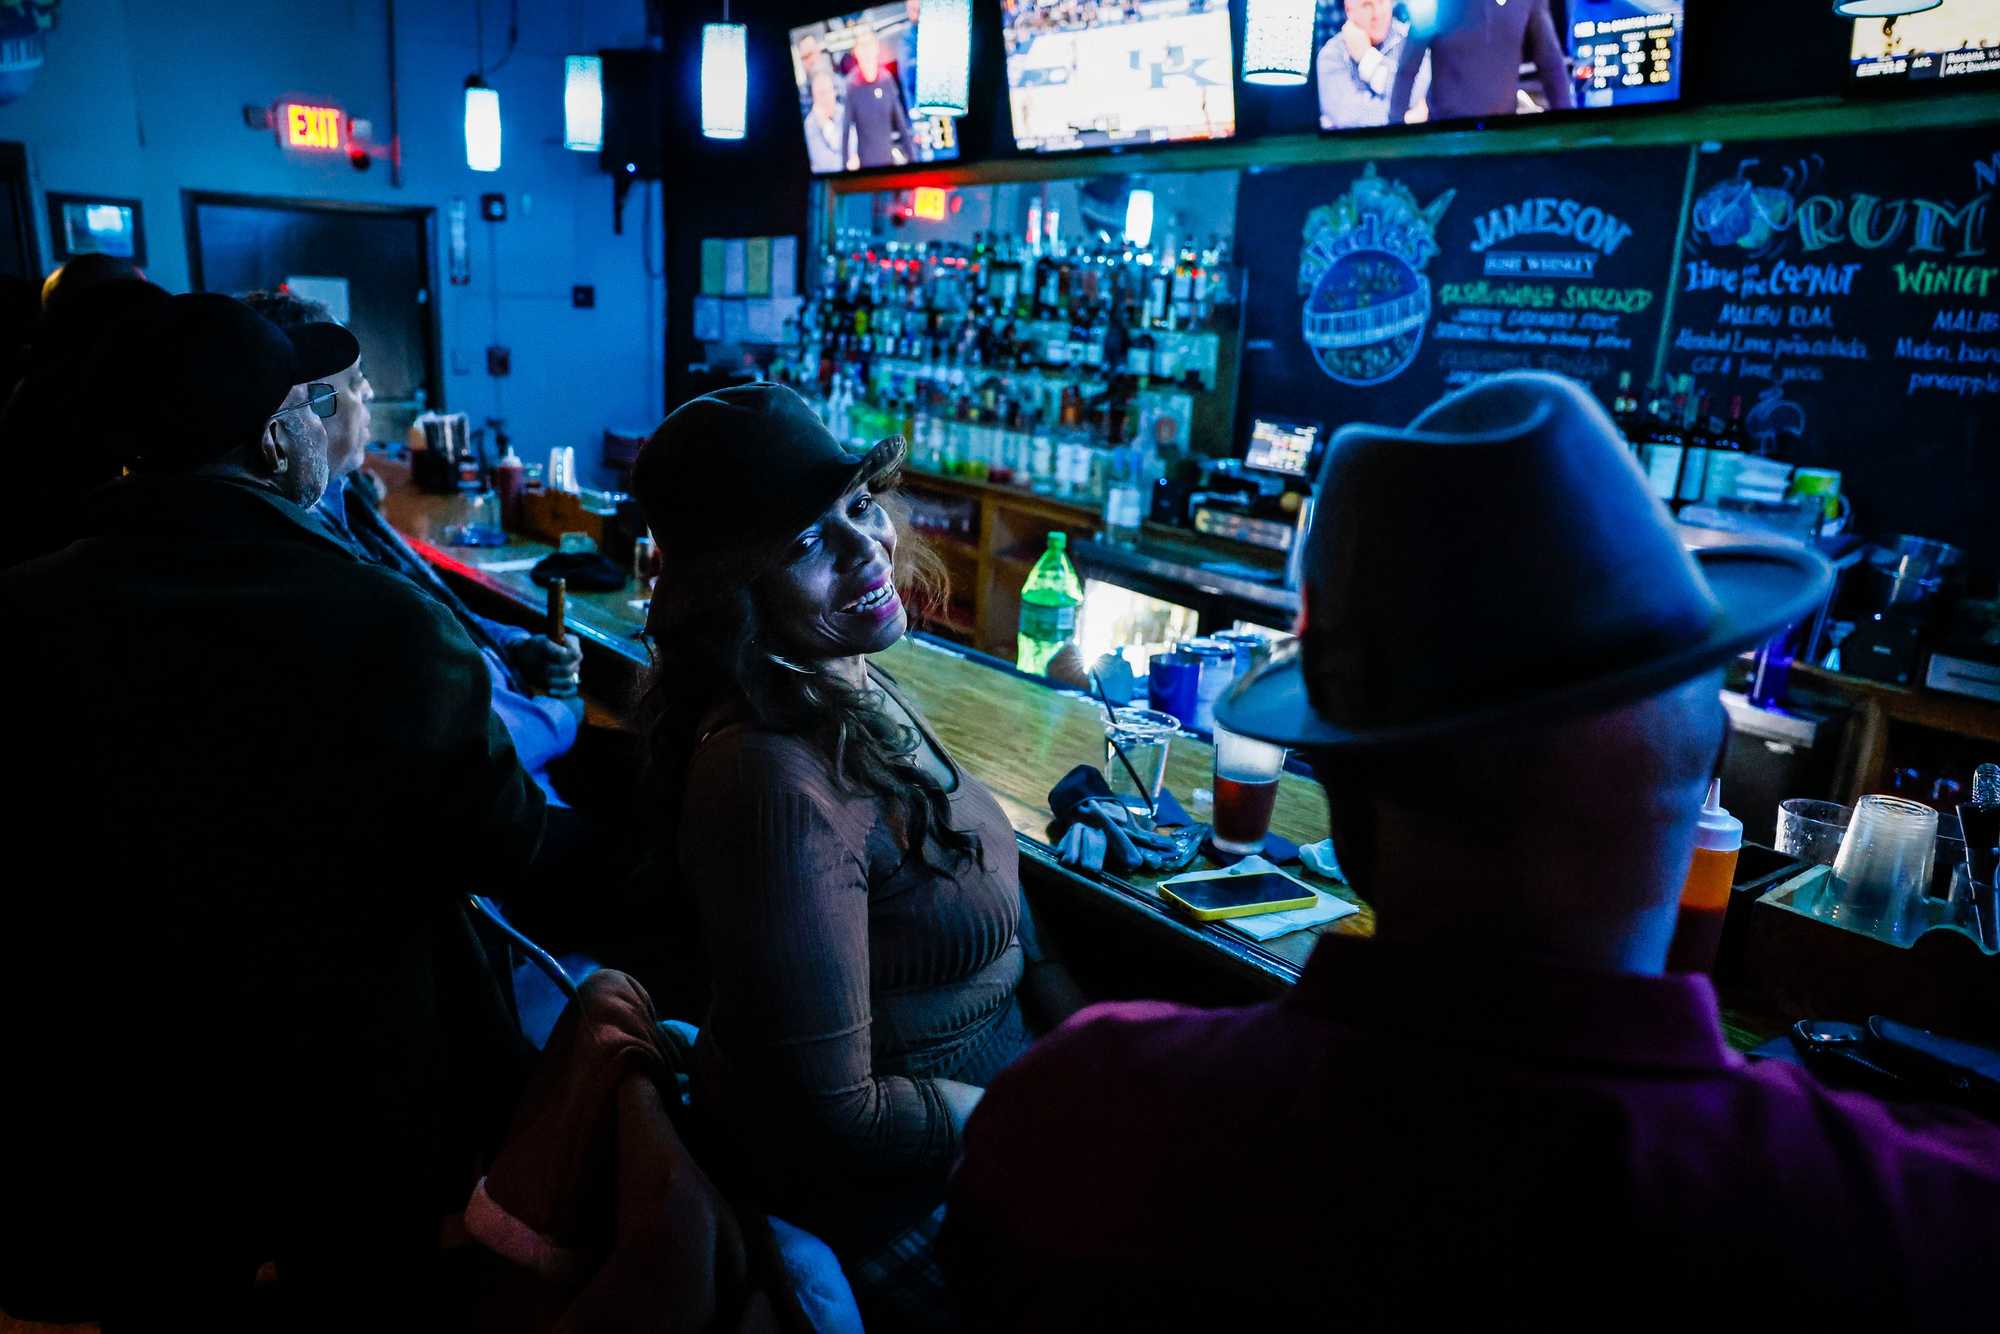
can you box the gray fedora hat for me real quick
[1216,372,1832,750]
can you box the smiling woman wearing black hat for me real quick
[632,383,1084,1329]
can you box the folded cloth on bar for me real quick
[1050,765,1196,832]
[1159,855,1360,941]
[1298,838,1345,881]
[1048,765,1206,877]
[1140,784,1195,829]
[530,550,626,591]
[1200,829,1302,866]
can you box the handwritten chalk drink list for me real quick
[1234,146,1686,434]
[1663,129,2000,564]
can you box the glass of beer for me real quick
[1211,724,1286,855]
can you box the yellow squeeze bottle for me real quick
[1667,780,1740,974]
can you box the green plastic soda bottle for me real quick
[1016,531,1085,677]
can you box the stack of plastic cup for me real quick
[1178,638,1237,733]
[1814,795,1938,943]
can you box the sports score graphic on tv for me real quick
[1002,0,1237,154]
[790,3,962,175]
[1309,0,1683,134]
[1849,0,2000,85]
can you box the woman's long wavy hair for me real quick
[639,460,980,887]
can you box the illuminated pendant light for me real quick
[1830,1,1941,16]
[1242,0,1315,86]
[464,74,502,172]
[1124,189,1155,250]
[702,14,747,141]
[912,0,971,117]
[564,55,604,152]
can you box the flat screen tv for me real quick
[789,4,962,175]
[1848,0,2000,86]
[1003,0,1238,154]
[1311,0,1685,134]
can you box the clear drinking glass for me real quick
[1776,799,1851,866]
[1211,724,1286,855]
[442,489,506,547]
[1815,795,1938,943]
[1103,708,1179,814]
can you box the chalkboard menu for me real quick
[1663,129,2000,565]
[1234,145,1688,436]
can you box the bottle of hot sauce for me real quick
[1667,780,1741,974]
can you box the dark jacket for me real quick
[1389,0,1574,124]
[0,473,546,1323]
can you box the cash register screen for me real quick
[1244,418,1320,478]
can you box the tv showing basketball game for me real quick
[789,3,961,175]
[1002,0,1238,154]
[1849,0,2000,86]
[1311,0,1685,133]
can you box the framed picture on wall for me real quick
[46,192,146,267]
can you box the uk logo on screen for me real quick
[1299,165,1455,387]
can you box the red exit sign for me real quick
[279,102,344,151]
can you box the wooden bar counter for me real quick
[374,459,1791,1042]
[373,456,1351,995]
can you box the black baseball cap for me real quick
[90,292,360,469]
[633,382,903,628]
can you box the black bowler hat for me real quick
[1217,372,1832,750]
[634,382,903,628]
[89,292,359,469]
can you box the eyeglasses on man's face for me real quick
[270,383,338,423]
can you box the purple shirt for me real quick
[946,936,2000,1330]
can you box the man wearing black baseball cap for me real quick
[94,290,360,502]
[0,294,549,1323]
[946,373,2000,1329]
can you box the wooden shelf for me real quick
[1788,662,2000,743]
[993,547,1043,572]
[896,462,1107,665]
[1766,660,2000,805]
[924,531,981,559]
[903,466,1101,526]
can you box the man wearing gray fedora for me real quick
[943,373,2000,1329]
